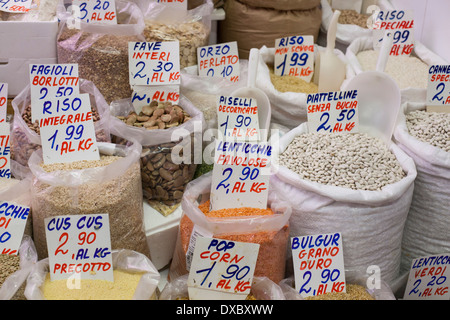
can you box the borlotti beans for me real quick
[279,132,406,191]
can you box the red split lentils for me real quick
[178,200,289,284]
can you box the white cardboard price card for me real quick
[131,85,180,115]
[217,95,260,141]
[274,35,314,82]
[291,233,346,299]
[71,0,117,25]
[37,94,100,165]
[0,201,30,255]
[0,83,7,123]
[197,41,240,83]
[404,254,450,300]
[371,10,414,56]
[45,214,113,282]
[210,139,271,211]
[0,0,32,13]
[187,237,259,300]
[129,41,181,87]
[426,65,450,113]
[0,122,11,179]
[306,90,359,134]
[29,64,80,122]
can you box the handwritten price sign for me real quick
[37,94,99,165]
[306,90,359,134]
[29,64,80,122]
[274,35,314,82]
[45,214,113,281]
[217,95,260,141]
[291,233,346,298]
[131,85,179,114]
[197,42,240,83]
[71,0,117,25]
[187,237,259,300]
[404,254,450,300]
[426,65,450,112]
[0,0,31,13]
[371,10,414,56]
[210,139,271,211]
[0,83,7,123]
[0,201,30,255]
[0,123,10,179]
[129,41,181,87]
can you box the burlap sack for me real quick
[218,0,322,59]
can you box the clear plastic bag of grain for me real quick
[25,249,160,300]
[28,141,150,260]
[10,79,111,168]
[0,235,38,300]
[168,172,292,284]
[109,96,205,216]
[55,0,145,104]
[160,274,286,300]
[136,0,214,69]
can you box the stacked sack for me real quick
[218,0,322,59]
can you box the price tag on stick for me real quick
[129,41,181,87]
[291,233,346,298]
[197,41,240,83]
[0,201,30,255]
[0,83,8,123]
[426,65,450,113]
[404,253,450,300]
[71,0,117,25]
[210,139,271,211]
[187,237,259,300]
[371,10,414,56]
[0,122,11,179]
[306,90,359,134]
[45,214,113,282]
[37,94,100,165]
[274,35,314,82]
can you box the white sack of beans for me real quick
[319,0,394,46]
[345,36,448,104]
[255,45,348,130]
[270,123,417,285]
[393,102,450,274]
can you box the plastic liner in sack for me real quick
[168,172,292,284]
[134,0,214,69]
[0,235,38,300]
[345,36,449,104]
[319,0,394,49]
[393,102,450,274]
[56,0,145,104]
[10,79,111,168]
[159,274,286,300]
[181,59,249,131]
[255,45,347,129]
[24,249,160,300]
[109,95,205,216]
[279,269,396,300]
[270,123,417,286]
[28,141,151,260]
